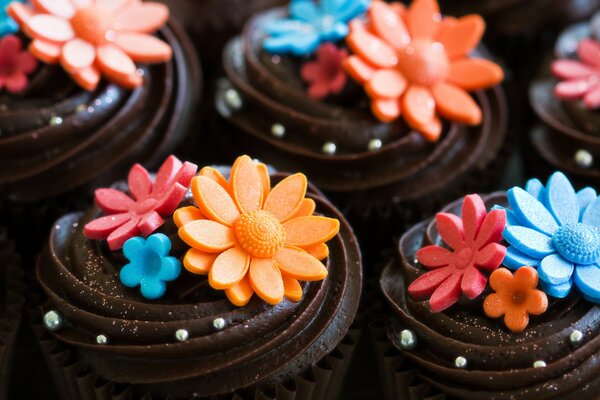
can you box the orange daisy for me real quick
[344,0,504,141]
[175,155,340,306]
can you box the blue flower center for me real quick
[142,250,162,277]
[553,223,600,265]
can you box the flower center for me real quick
[511,290,527,305]
[397,39,449,86]
[235,210,286,258]
[70,6,116,45]
[142,249,161,277]
[455,247,473,269]
[553,223,600,265]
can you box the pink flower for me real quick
[84,156,198,251]
[408,194,507,312]
[300,43,347,100]
[0,35,37,94]
[552,38,600,109]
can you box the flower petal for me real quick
[437,15,484,59]
[123,236,145,259]
[5,73,27,93]
[178,220,235,253]
[365,68,407,99]
[249,258,284,305]
[412,114,442,142]
[448,58,504,90]
[474,243,506,270]
[461,194,486,244]
[7,3,34,27]
[525,290,548,315]
[503,226,554,258]
[540,278,573,298]
[371,97,402,122]
[407,266,454,300]
[551,59,595,80]
[431,82,482,125]
[369,0,410,50]
[274,247,327,281]
[578,187,597,219]
[159,257,181,281]
[584,84,600,109]
[140,279,166,300]
[429,271,462,312]
[256,163,271,201]
[120,263,141,287]
[107,216,141,250]
[346,22,398,68]
[32,0,75,19]
[27,14,74,43]
[474,209,506,250]
[191,176,240,226]
[555,79,592,100]
[305,243,329,260]
[101,0,131,14]
[264,173,307,222]
[71,66,100,91]
[545,172,579,225]
[514,266,539,289]
[483,293,506,318]
[137,211,165,238]
[60,38,95,73]
[506,187,559,236]
[183,248,216,275]
[230,155,263,214]
[17,49,37,74]
[504,308,528,333]
[115,2,169,33]
[435,212,464,251]
[407,0,440,39]
[84,213,131,240]
[538,253,574,285]
[29,39,61,64]
[225,276,254,306]
[343,54,376,84]
[97,44,137,81]
[577,39,600,68]
[153,155,182,191]
[209,247,250,290]
[489,267,513,292]
[289,198,316,219]
[94,188,135,213]
[322,0,370,21]
[115,32,172,63]
[461,265,487,299]
[127,163,152,201]
[416,245,452,268]
[289,0,320,22]
[525,178,546,203]
[574,264,600,303]
[403,85,436,129]
[284,216,339,248]
[263,29,320,56]
[283,275,303,302]
[173,206,204,228]
[583,196,600,226]
[198,166,229,190]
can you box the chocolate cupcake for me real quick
[378,172,600,399]
[216,0,508,248]
[33,155,362,399]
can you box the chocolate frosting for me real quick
[0,21,201,204]
[381,193,600,399]
[216,8,507,211]
[35,174,362,398]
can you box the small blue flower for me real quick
[500,171,600,303]
[0,0,22,38]
[263,0,370,56]
[120,233,181,300]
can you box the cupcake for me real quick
[377,171,600,399]
[529,11,600,187]
[33,154,362,399]
[216,0,508,247]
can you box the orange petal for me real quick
[525,290,548,315]
[191,176,240,226]
[115,32,172,63]
[29,39,61,64]
[61,38,95,73]
[437,15,485,59]
[209,247,250,290]
[403,85,436,127]
[101,0,130,14]
[413,114,442,142]
[284,216,340,248]
[199,166,229,190]
[431,82,482,125]
[107,70,143,89]
[230,155,263,214]
[115,2,169,33]
[365,69,407,99]
[263,173,307,222]
[343,55,376,84]
[488,267,514,292]
[71,66,100,91]
[346,26,398,68]
[514,266,539,290]
[7,3,33,26]
[304,243,329,260]
[96,44,137,80]
[32,0,75,18]
[504,308,529,333]
[274,247,328,281]
[283,275,303,302]
[448,58,504,90]
[225,276,254,306]
[370,1,410,50]
[183,248,216,275]
[27,14,75,43]
[248,258,284,305]
[407,0,441,39]
[256,162,271,201]
[290,198,316,219]
[372,97,402,122]
[173,206,204,228]
[178,220,235,252]
[483,293,506,318]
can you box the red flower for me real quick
[84,156,198,251]
[300,43,348,100]
[0,35,37,94]
[408,194,507,312]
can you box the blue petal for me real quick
[0,18,17,37]
[525,178,546,204]
[320,21,348,41]
[120,263,142,288]
[263,30,320,56]
[540,278,573,298]
[290,0,322,23]
[545,172,579,226]
[159,257,181,282]
[538,253,574,285]
[582,197,600,227]
[503,226,554,258]
[140,279,166,300]
[146,233,171,257]
[503,246,541,270]
[507,187,559,236]
[577,187,597,220]
[492,205,521,227]
[123,237,145,261]
[322,0,370,21]
[574,264,600,303]
[264,19,308,36]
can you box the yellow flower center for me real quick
[71,6,116,46]
[397,39,449,86]
[234,210,286,258]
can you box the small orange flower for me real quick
[175,155,340,306]
[344,0,504,141]
[483,267,548,333]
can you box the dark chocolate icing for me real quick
[0,20,201,204]
[381,193,600,399]
[35,174,362,398]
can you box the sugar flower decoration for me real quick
[501,172,600,304]
[552,38,600,109]
[175,155,340,306]
[483,267,548,333]
[8,0,172,91]
[344,0,504,141]
[408,194,507,312]
[300,42,347,99]
[120,233,181,300]
[0,35,37,93]
[84,155,198,251]
[263,0,370,56]
[0,0,21,37]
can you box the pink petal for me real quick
[61,38,95,72]
[555,79,592,100]
[153,155,183,193]
[461,265,487,299]
[27,14,74,43]
[5,73,27,93]
[435,212,465,251]
[115,32,172,63]
[416,245,453,268]
[153,183,187,216]
[329,71,346,94]
[474,209,506,250]
[31,0,75,19]
[429,271,462,312]
[584,84,600,108]
[0,35,22,59]
[300,62,321,83]
[461,194,486,245]
[83,213,131,240]
[308,81,330,99]
[474,243,506,270]
[107,216,141,250]
[407,267,454,300]
[101,0,132,14]
[551,59,596,80]
[577,39,600,68]
[174,161,198,187]
[95,188,136,213]
[0,77,5,90]
[138,210,165,237]
[17,51,38,74]
[127,164,152,201]
[369,0,410,50]
[115,2,169,33]
[96,44,136,79]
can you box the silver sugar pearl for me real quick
[96,334,108,345]
[399,329,417,350]
[224,88,243,110]
[322,141,337,155]
[271,123,286,138]
[533,360,547,368]
[575,149,593,168]
[175,329,189,342]
[213,317,226,330]
[368,138,382,151]
[49,116,63,126]
[570,330,583,345]
[43,310,63,331]
[454,356,468,369]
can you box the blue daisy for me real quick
[0,0,22,38]
[500,171,600,303]
[263,0,370,56]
